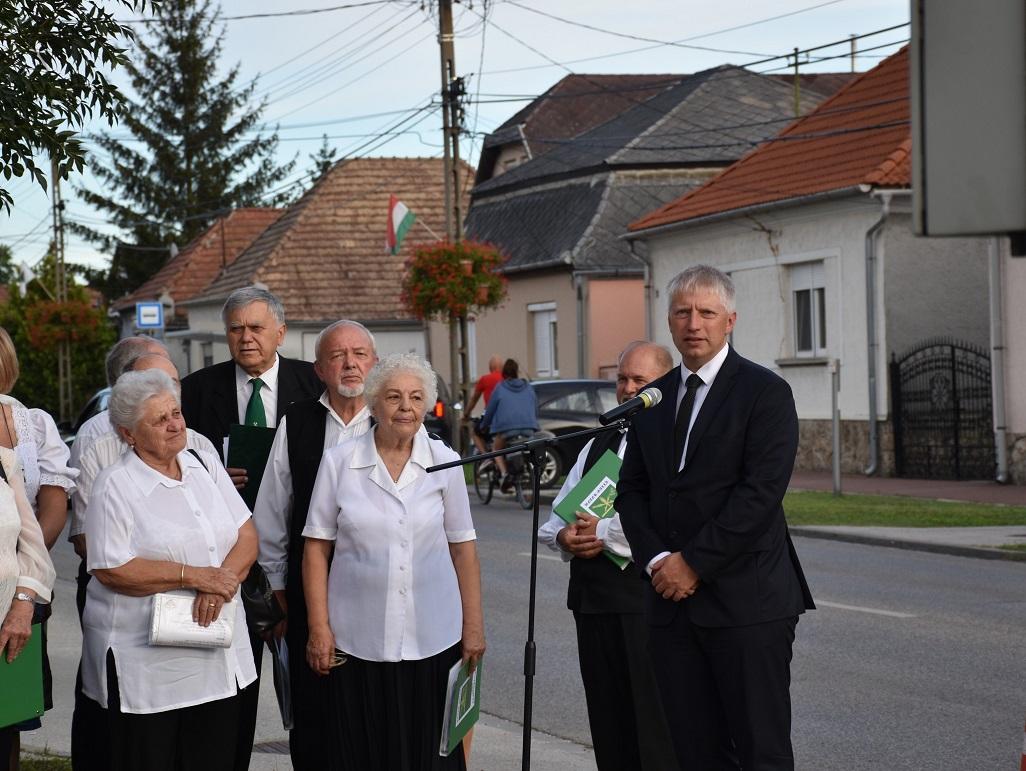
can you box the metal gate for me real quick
[890,338,995,480]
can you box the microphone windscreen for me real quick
[639,387,662,408]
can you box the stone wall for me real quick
[795,419,895,476]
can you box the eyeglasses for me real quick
[330,649,348,669]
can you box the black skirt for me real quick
[326,642,468,771]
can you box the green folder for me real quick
[552,449,631,570]
[439,659,482,757]
[226,423,277,511]
[0,623,43,729]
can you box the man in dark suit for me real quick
[616,265,814,771]
[180,286,321,771]
[537,341,678,771]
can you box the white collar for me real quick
[680,343,730,388]
[350,425,432,469]
[235,353,280,392]
[318,391,372,429]
[122,448,204,495]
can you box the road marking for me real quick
[817,600,917,618]
[519,552,563,562]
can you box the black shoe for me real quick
[500,473,513,493]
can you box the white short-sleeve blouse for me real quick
[82,449,256,714]
[302,427,476,663]
[0,396,77,510]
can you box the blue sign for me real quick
[136,302,164,329]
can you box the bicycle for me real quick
[469,431,536,510]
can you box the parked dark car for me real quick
[59,387,112,446]
[531,379,617,487]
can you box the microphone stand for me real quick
[428,418,630,771]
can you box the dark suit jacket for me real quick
[616,346,814,628]
[180,355,322,453]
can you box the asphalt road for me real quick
[472,496,1026,769]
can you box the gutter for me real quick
[988,237,1009,483]
[622,186,866,242]
[629,240,654,340]
[574,273,587,377]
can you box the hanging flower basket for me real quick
[401,240,509,321]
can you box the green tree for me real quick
[0,245,17,286]
[75,0,296,299]
[0,1,156,213]
[0,251,115,420]
[308,134,338,183]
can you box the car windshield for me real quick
[596,387,617,413]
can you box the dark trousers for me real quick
[233,628,263,771]
[105,651,241,771]
[649,609,798,771]
[573,612,678,771]
[72,560,110,771]
[286,624,333,769]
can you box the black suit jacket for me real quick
[616,346,814,628]
[180,355,322,452]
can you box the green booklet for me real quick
[0,623,43,729]
[552,448,630,570]
[226,423,277,511]
[439,659,482,757]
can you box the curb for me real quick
[790,527,1026,562]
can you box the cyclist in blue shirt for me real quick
[479,359,539,490]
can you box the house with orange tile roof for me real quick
[626,48,1009,481]
[177,157,472,375]
[111,208,283,372]
[453,67,847,387]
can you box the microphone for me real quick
[598,386,662,425]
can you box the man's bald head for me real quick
[616,341,674,404]
[487,355,503,372]
[105,336,169,386]
[126,352,180,387]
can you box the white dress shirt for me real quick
[537,433,633,560]
[254,393,372,590]
[302,427,476,663]
[69,410,113,469]
[647,343,731,574]
[82,449,256,714]
[235,355,280,427]
[70,427,219,538]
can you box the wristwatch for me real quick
[12,592,34,603]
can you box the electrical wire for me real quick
[120,1,412,24]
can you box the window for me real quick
[544,388,594,413]
[529,303,558,377]
[790,262,827,356]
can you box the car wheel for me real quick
[538,448,562,488]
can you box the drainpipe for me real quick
[574,273,587,377]
[989,237,1009,483]
[863,192,891,476]
[629,239,653,340]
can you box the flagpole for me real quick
[416,220,443,241]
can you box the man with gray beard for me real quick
[252,320,378,769]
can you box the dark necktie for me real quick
[673,373,704,469]
[244,378,267,427]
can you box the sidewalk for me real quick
[788,470,1026,560]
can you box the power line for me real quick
[120,1,410,23]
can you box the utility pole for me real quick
[437,0,470,452]
[792,46,801,118]
[50,160,72,424]
[850,33,857,73]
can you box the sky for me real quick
[1,0,910,274]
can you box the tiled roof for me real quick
[113,208,282,314]
[476,74,680,183]
[630,48,911,232]
[474,65,827,197]
[186,157,474,323]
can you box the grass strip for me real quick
[784,491,1026,528]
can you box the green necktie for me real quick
[244,378,267,427]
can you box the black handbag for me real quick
[239,563,284,635]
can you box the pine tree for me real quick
[75,0,296,299]
[308,134,339,183]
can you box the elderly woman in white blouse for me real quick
[304,353,485,771]
[0,445,55,770]
[82,369,257,771]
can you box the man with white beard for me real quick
[252,320,378,769]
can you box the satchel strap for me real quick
[187,448,208,473]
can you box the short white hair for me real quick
[364,353,438,410]
[108,369,180,432]
[314,320,377,360]
[666,265,735,314]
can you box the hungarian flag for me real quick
[386,194,416,255]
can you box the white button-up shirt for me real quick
[302,427,476,663]
[537,432,633,560]
[235,355,280,427]
[254,393,372,590]
[82,449,256,714]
